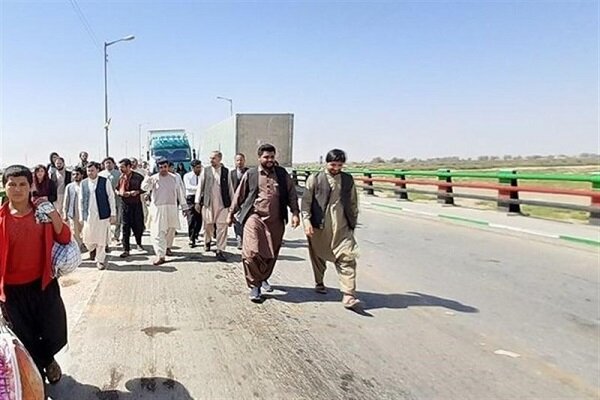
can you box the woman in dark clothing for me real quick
[47,152,60,175]
[176,162,187,179]
[32,165,57,203]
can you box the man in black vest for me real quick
[194,151,234,262]
[229,153,249,249]
[80,162,117,270]
[301,149,361,310]
[227,144,300,302]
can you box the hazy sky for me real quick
[0,0,598,167]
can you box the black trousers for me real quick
[122,201,145,251]
[186,195,202,242]
[1,279,67,370]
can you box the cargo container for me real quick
[199,114,293,168]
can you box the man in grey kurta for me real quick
[195,151,234,262]
[302,149,361,309]
[99,157,122,243]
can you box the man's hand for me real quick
[291,214,300,229]
[110,216,117,225]
[226,214,235,227]
[32,197,49,208]
[122,191,131,198]
[194,204,202,214]
[304,224,314,238]
[34,199,58,218]
[130,190,139,197]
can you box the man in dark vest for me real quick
[301,149,361,310]
[229,153,249,249]
[80,162,116,270]
[227,144,300,302]
[117,158,146,258]
[195,151,234,262]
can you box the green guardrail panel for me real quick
[294,168,599,183]
[592,172,600,190]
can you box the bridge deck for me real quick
[47,206,599,399]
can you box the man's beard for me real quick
[261,161,274,170]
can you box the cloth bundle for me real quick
[34,200,82,277]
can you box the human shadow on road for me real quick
[169,250,206,262]
[224,253,306,263]
[280,238,308,249]
[47,375,193,400]
[77,261,177,273]
[107,264,178,273]
[269,286,479,314]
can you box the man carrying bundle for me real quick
[0,165,71,383]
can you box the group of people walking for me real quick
[0,143,362,387]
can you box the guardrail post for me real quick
[304,170,311,186]
[394,169,408,201]
[437,169,454,205]
[589,173,600,225]
[497,169,520,213]
[363,170,374,195]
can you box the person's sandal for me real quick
[153,257,166,266]
[45,359,62,384]
[315,284,327,294]
[342,296,361,310]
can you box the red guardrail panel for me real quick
[356,177,600,198]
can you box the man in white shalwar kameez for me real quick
[142,157,187,265]
[79,162,116,270]
[194,151,234,262]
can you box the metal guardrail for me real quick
[292,168,600,225]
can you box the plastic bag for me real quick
[0,316,44,400]
[0,332,21,400]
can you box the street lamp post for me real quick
[138,122,149,160]
[104,35,135,157]
[216,96,233,116]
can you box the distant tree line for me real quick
[298,153,599,170]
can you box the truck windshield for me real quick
[154,149,190,161]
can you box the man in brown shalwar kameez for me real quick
[302,149,361,310]
[227,144,300,302]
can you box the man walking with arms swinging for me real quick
[228,144,300,302]
[302,149,361,310]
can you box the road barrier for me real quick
[292,168,600,225]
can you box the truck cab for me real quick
[146,129,195,174]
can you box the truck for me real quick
[146,129,196,173]
[198,113,294,168]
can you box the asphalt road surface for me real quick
[47,207,599,400]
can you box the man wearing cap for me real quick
[141,157,187,265]
[183,160,203,248]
